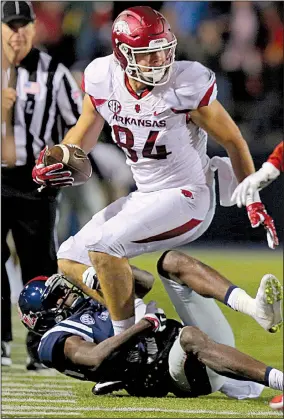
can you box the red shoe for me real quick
[269,394,283,410]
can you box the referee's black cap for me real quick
[1,1,35,24]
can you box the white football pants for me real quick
[57,181,214,262]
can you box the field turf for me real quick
[2,248,283,418]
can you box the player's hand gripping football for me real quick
[143,301,167,333]
[246,202,279,250]
[32,146,74,191]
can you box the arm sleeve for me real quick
[267,142,284,172]
[57,64,82,128]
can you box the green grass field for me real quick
[2,248,283,418]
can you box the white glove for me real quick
[143,301,167,333]
[231,162,280,208]
[82,267,98,289]
[45,273,66,290]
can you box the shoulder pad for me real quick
[83,54,115,99]
[84,54,114,85]
[165,61,217,110]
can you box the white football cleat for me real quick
[269,394,283,410]
[253,274,283,333]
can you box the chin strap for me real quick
[140,67,166,84]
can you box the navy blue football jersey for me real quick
[38,297,182,394]
[38,298,116,381]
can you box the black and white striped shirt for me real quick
[2,48,82,167]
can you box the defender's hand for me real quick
[232,163,280,208]
[82,267,99,290]
[143,301,167,333]
[247,202,279,249]
[32,146,74,188]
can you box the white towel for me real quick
[210,156,238,207]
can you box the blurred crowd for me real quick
[32,1,283,151]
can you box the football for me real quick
[44,144,92,186]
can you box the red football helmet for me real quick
[112,6,177,86]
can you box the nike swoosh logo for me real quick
[154,109,167,116]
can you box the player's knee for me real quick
[58,258,73,277]
[89,251,115,268]
[157,250,198,282]
[180,326,209,354]
[87,238,126,259]
[88,251,128,275]
[157,250,181,280]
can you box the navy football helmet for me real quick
[18,274,84,336]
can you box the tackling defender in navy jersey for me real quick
[18,255,283,399]
[18,272,180,397]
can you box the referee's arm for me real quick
[57,66,105,154]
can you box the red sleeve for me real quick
[267,142,284,172]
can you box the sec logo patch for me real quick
[108,100,122,115]
[80,314,95,325]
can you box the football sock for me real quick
[134,298,147,322]
[112,316,135,336]
[266,367,283,391]
[225,286,255,316]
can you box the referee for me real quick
[1,1,82,369]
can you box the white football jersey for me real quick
[83,55,217,192]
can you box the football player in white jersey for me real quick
[32,6,278,336]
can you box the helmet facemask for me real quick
[118,37,177,86]
[18,274,85,336]
[41,274,84,325]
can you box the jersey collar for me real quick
[124,74,152,100]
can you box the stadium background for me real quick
[3,2,283,418]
